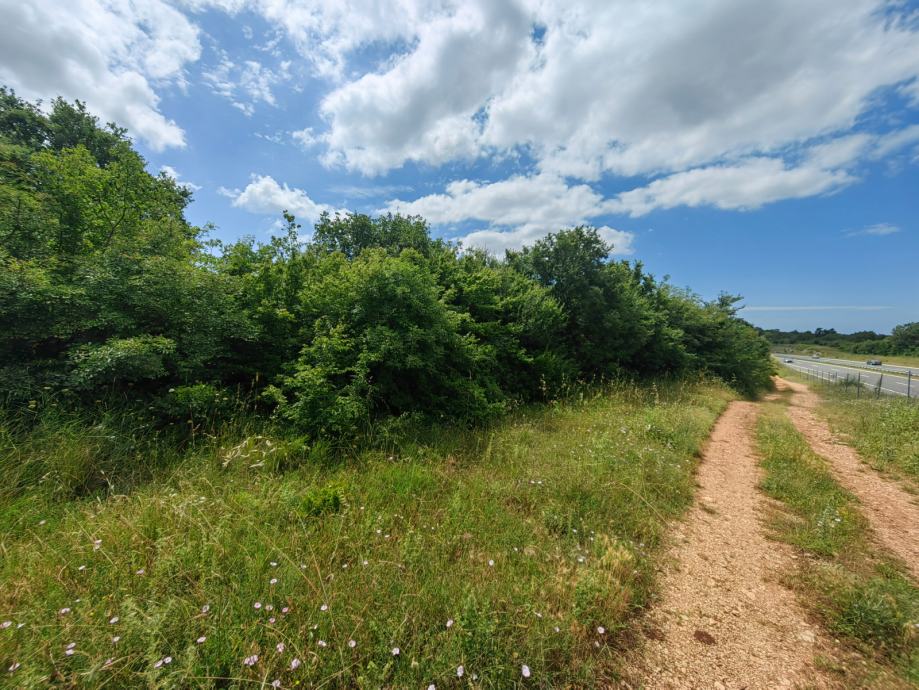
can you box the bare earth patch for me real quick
[777,377,919,580]
[632,401,837,689]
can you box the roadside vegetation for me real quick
[780,369,919,488]
[763,324,919,360]
[1,379,732,687]
[756,404,919,685]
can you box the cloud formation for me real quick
[219,174,341,223]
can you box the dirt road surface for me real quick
[633,400,836,689]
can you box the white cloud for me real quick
[291,127,320,149]
[220,174,340,223]
[0,0,199,150]
[203,54,291,116]
[845,223,901,237]
[160,165,202,192]
[608,157,855,217]
[383,173,634,254]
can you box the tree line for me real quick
[0,88,773,441]
[761,325,919,356]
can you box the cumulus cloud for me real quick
[383,173,635,254]
[219,174,340,223]
[607,157,855,217]
[160,165,202,192]
[0,0,199,150]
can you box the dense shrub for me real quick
[0,88,774,447]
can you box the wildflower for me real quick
[93,539,102,550]
[362,560,368,566]
[269,617,276,624]
[342,563,348,569]
[266,604,274,611]
[78,565,86,571]
[243,654,259,666]
[488,559,495,567]
[112,636,121,644]
[103,658,113,668]
[522,664,531,678]
[196,636,206,644]
[554,626,560,633]
[457,665,465,678]
[1,621,11,629]
[427,685,436,690]
[16,624,23,629]
[348,639,356,648]
[597,626,605,635]
[59,608,71,615]
[109,616,119,624]
[254,602,262,610]
[577,556,585,563]
[391,647,400,656]
[290,658,301,670]
[154,660,163,669]
[65,649,75,656]
[270,561,278,567]
[135,568,145,575]
[276,643,285,654]
[66,642,76,650]
[535,612,542,618]
[271,681,281,688]
[201,604,210,614]
[281,607,289,614]
[446,619,454,628]
[270,578,278,585]
[164,656,172,665]
[39,519,46,525]
[318,640,327,647]
[8,662,20,672]
[320,604,328,611]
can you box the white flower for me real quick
[112,636,121,644]
[488,559,495,567]
[522,664,531,678]
[320,604,328,611]
[270,578,278,585]
[446,619,454,628]
[135,568,145,575]
[196,636,206,644]
[427,685,436,690]
[348,639,356,648]
[102,658,113,668]
[266,604,273,611]
[65,649,75,656]
[318,640,327,647]
[0,621,11,629]
[276,642,285,653]
[281,607,289,614]
[109,616,119,624]
[66,643,76,650]
[8,662,20,672]
[164,656,172,665]
[59,608,71,615]
[270,561,278,567]
[597,626,605,635]
[254,602,262,609]
[290,658,301,670]
[391,647,400,656]
[201,604,210,614]
[243,654,258,666]
[457,665,464,677]
[271,680,281,688]
[78,565,86,571]
[269,617,276,624]
[154,659,163,669]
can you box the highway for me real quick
[779,353,916,377]
[773,355,916,398]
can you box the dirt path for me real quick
[633,401,836,689]
[777,377,919,580]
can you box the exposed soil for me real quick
[631,401,838,689]
[777,377,919,580]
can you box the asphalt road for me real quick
[781,354,916,376]
[774,356,916,398]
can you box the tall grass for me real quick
[0,378,731,688]
[756,405,919,684]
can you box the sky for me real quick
[1,0,918,334]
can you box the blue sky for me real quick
[2,0,918,333]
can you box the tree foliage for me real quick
[0,89,775,439]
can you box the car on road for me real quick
[866,359,882,366]
[783,358,794,363]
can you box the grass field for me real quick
[771,344,919,370]
[779,368,919,488]
[0,379,732,688]
[755,403,919,685]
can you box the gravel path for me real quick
[634,400,836,689]
[778,377,919,580]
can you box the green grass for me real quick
[0,378,732,688]
[755,405,919,684]
[780,367,919,488]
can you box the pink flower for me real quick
[276,642,285,653]
[290,658,301,670]
[253,602,262,610]
[243,654,258,666]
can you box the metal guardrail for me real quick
[779,360,914,399]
